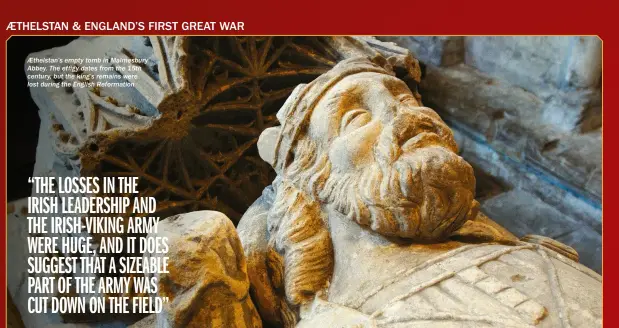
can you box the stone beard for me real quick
[259,57,478,326]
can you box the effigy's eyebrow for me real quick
[319,92,348,115]
[321,93,341,107]
[315,84,366,117]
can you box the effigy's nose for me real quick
[392,107,439,144]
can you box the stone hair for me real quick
[266,167,334,326]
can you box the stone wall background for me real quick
[378,36,602,273]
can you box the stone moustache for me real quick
[237,56,602,327]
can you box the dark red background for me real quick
[0,0,614,324]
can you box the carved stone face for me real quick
[304,71,476,241]
[309,72,458,171]
[260,67,478,242]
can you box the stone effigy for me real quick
[144,211,261,328]
[237,56,602,327]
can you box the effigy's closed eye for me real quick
[340,108,371,133]
[397,93,418,106]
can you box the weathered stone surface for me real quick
[464,36,601,91]
[481,190,581,239]
[536,86,601,133]
[452,126,601,234]
[377,36,464,67]
[421,60,601,134]
[566,37,603,89]
[238,56,601,328]
[554,226,602,275]
[480,190,601,273]
[420,63,601,201]
[145,210,261,328]
[459,36,603,132]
